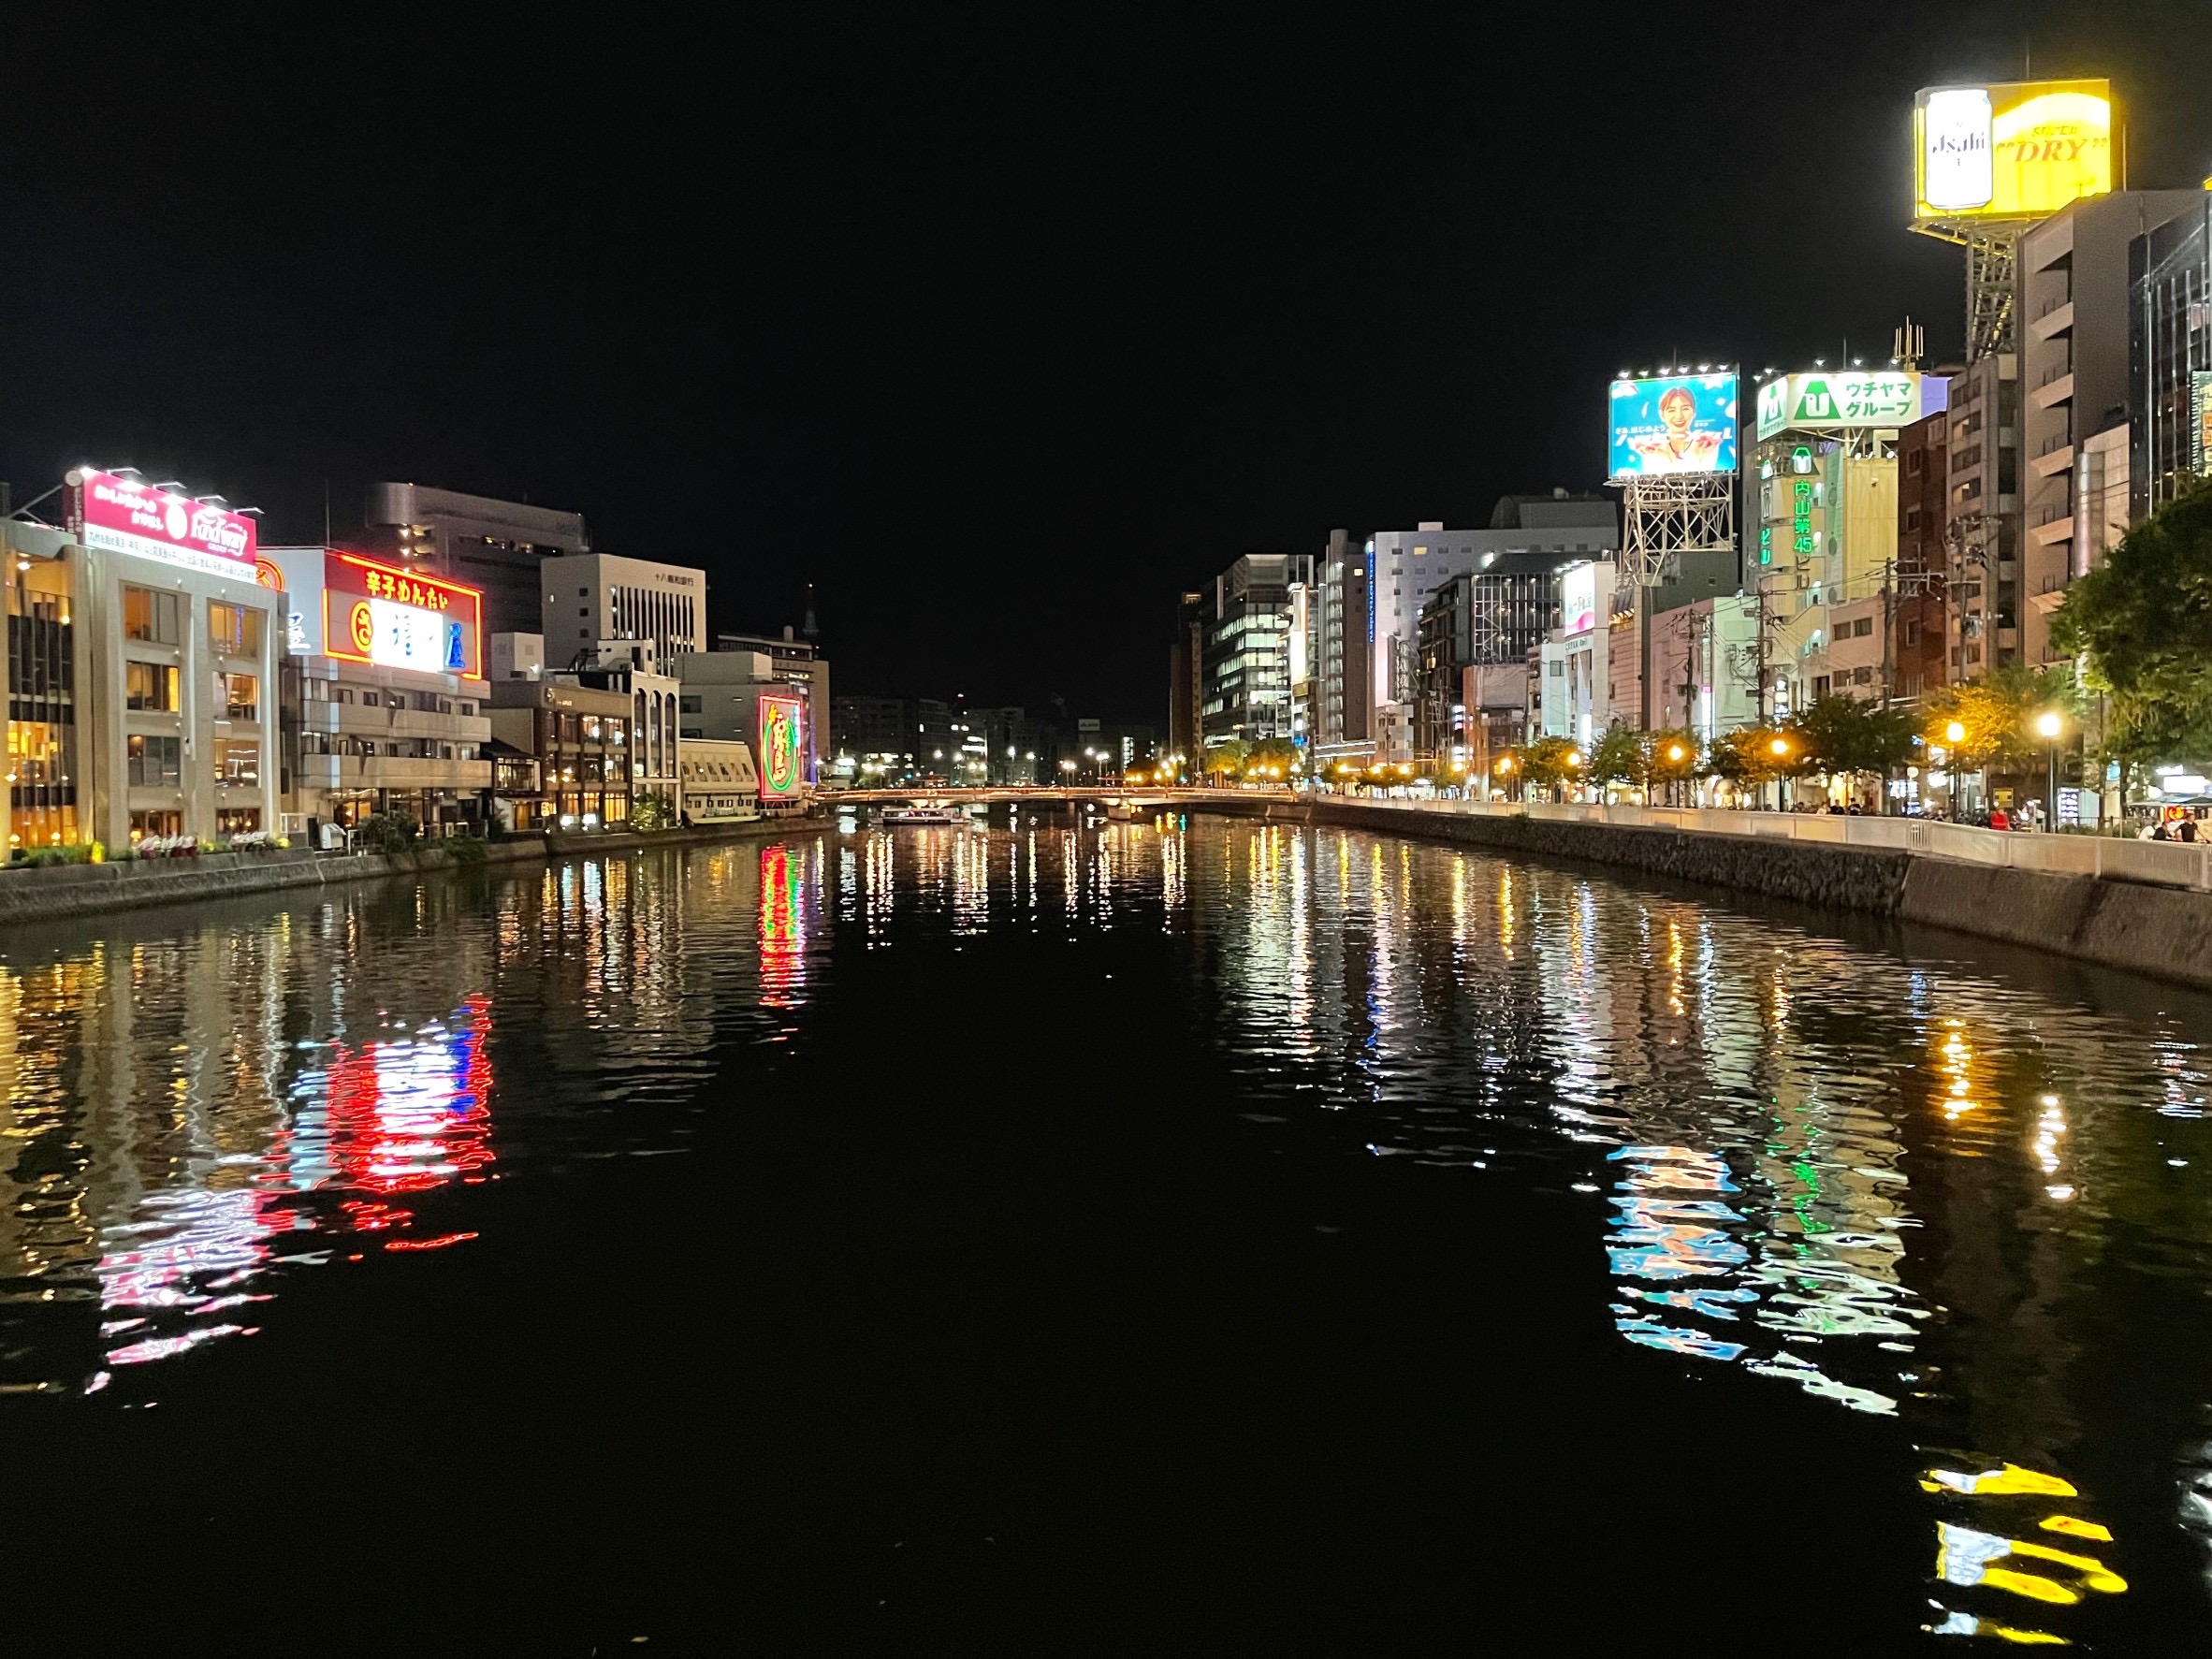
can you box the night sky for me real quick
[4,5,2207,720]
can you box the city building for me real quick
[485,671,633,832]
[677,739,760,824]
[6,473,282,854]
[551,641,682,816]
[830,694,908,761]
[1935,353,2019,676]
[716,628,827,785]
[538,552,706,664]
[1894,407,1951,704]
[262,546,492,842]
[1199,553,1312,749]
[1369,495,1617,761]
[1748,369,1944,713]
[2131,192,2212,517]
[1647,596,1759,739]
[363,483,590,641]
[670,648,813,811]
[1311,529,1371,765]
[2018,189,2205,664]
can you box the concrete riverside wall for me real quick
[1186,795,2212,991]
[0,819,794,926]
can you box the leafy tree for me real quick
[1245,736,1298,780]
[1201,739,1247,781]
[357,812,418,854]
[1705,727,1798,791]
[1645,727,1701,803]
[2051,476,2212,769]
[1520,735,1580,799]
[1791,696,1918,794]
[631,788,677,832]
[1585,723,1645,790]
[1922,663,2073,770]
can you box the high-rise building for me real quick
[2018,189,2205,665]
[1367,496,1616,760]
[2130,192,2212,518]
[1168,589,1205,764]
[363,484,590,642]
[1198,553,1312,748]
[1312,529,1371,765]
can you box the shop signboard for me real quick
[1756,371,1924,439]
[758,694,806,800]
[68,468,257,579]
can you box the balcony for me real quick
[2030,440,2075,479]
[2029,299,2074,342]
[2030,513,2076,546]
[2030,371,2075,411]
[300,703,493,744]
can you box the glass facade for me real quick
[7,557,78,850]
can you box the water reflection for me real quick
[5,818,2212,1641]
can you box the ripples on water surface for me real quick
[3,812,2210,1652]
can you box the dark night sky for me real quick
[3,4,2207,719]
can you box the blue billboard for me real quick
[1608,374,1739,479]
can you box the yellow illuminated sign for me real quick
[1914,80,2112,222]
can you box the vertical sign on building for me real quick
[758,695,805,801]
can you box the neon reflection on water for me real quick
[94,997,496,1377]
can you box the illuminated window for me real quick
[128,808,182,840]
[125,661,179,711]
[223,673,260,721]
[208,602,263,655]
[123,585,182,644]
[216,739,261,787]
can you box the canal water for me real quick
[3,809,2209,1653]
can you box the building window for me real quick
[216,739,261,787]
[125,661,179,711]
[361,691,381,707]
[122,585,182,644]
[216,807,262,835]
[126,733,182,787]
[223,673,260,721]
[1854,617,1873,637]
[128,809,182,841]
[208,602,264,656]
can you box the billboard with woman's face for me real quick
[1608,374,1739,478]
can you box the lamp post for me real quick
[1943,720,1969,819]
[2035,710,2062,830]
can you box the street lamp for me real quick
[2035,710,2064,827]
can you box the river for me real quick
[2,808,2207,1652]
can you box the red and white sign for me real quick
[70,469,257,579]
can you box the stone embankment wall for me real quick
[0,820,791,927]
[1190,795,2212,990]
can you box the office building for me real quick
[363,483,589,640]
[1168,590,1205,764]
[2130,192,2212,517]
[262,546,493,841]
[551,640,683,813]
[1199,552,1313,748]
[538,552,707,665]
[2018,189,2204,664]
[1312,530,1371,764]
[1894,408,1951,705]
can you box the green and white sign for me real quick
[1756,371,1924,439]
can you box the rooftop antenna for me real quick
[802,582,819,642]
[1893,317,1925,370]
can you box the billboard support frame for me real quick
[1618,473,1737,732]
[1912,219,2022,361]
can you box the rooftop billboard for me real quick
[261,548,484,680]
[68,469,257,579]
[1914,80,2112,222]
[1755,371,1927,439]
[1608,374,1739,479]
